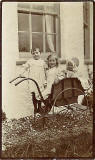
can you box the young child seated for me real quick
[65,59,76,78]
[65,57,90,105]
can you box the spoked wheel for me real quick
[79,108,93,123]
[52,88,89,127]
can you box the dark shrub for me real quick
[2,111,7,121]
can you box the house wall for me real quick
[60,2,90,78]
[2,2,34,119]
[2,2,93,119]
[60,2,84,60]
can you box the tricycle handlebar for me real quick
[15,78,44,101]
[15,78,52,109]
[9,76,26,83]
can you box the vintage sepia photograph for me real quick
[2,1,93,158]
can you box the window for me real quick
[17,3,60,61]
[83,2,93,64]
[18,12,30,52]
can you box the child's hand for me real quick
[44,81,47,88]
[54,78,60,84]
[25,66,29,71]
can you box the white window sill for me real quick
[16,51,55,65]
[16,57,30,65]
[16,58,93,66]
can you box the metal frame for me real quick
[10,77,90,128]
[52,88,88,115]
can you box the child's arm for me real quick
[54,69,67,84]
[41,71,55,99]
[19,61,30,77]
[43,62,48,80]
[43,62,48,87]
[22,63,30,71]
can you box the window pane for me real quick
[31,4,44,10]
[44,3,60,14]
[18,3,31,9]
[32,33,43,52]
[31,14,43,32]
[18,32,30,52]
[46,34,56,52]
[18,13,29,31]
[45,15,56,33]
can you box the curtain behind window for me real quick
[45,15,55,52]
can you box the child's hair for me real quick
[47,53,59,68]
[31,48,41,55]
[71,57,79,67]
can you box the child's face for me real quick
[48,57,57,68]
[67,62,74,71]
[32,48,41,60]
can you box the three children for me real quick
[20,49,90,113]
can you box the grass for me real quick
[2,107,93,158]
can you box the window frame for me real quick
[17,5,60,65]
[83,2,93,65]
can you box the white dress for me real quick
[74,69,89,90]
[42,66,66,99]
[21,58,46,97]
[71,68,89,104]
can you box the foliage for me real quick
[2,111,7,121]
[2,110,93,158]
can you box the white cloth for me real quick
[42,66,66,99]
[45,15,55,52]
[78,95,84,105]
[65,64,89,90]
[73,70,89,90]
[21,58,46,96]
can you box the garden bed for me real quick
[2,109,93,158]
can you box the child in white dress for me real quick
[41,54,66,100]
[19,48,47,114]
[20,48,46,93]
